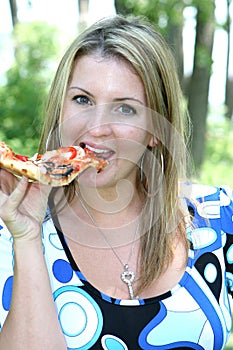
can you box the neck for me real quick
[75,180,145,229]
[75,186,141,301]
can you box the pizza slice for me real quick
[0,141,109,187]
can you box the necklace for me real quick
[76,191,139,300]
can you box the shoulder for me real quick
[181,183,233,251]
[183,182,232,201]
[183,183,233,225]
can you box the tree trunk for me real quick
[187,0,215,170]
[166,22,184,86]
[164,1,185,86]
[115,0,142,15]
[226,78,233,119]
[9,0,18,27]
[78,0,89,31]
[225,0,233,119]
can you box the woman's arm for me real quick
[0,239,66,350]
[0,172,67,349]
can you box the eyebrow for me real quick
[69,86,94,98]
[114,97,145,106]
[68,86,145,106]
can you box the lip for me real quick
[80,142,115,160]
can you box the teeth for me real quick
[86,144,110,154]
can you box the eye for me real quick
[72,95,92,105]
[118,104,136,116]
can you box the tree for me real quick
[187,0,215,169]
[0,21,60,155]
[115,0,216,170]
[78,0,89,31]
[9,0,18,27]
[225,0,233,119]
[115,0,185,81]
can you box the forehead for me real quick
[70,54,140,82]
[68,54,146,103]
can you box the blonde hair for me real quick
[39,15,191,294]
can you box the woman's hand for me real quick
[0,168,51,242]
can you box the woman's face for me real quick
[61,54,154,189]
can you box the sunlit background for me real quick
[0,0,232,108]
[0,0,233,190]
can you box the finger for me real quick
[7,176,29,211]
[21,181,52,219]
[28,181,52,202]
[0,168,19,194]
[0,177,28,222]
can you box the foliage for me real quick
[192,0,215,22]
[115,0,185,35]
[0,21,60,155]
[197,118,233,188]
[115,0,217,171]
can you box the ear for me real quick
[148,136,158,148]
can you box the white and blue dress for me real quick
[0,184,233,349]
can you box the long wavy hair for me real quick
[39,15,191,295]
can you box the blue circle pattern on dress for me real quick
[101,334,128,350]
[204,263,218,283]
[2,276,13,311]
[227,244,233,263]
[53,259,73,283]
[53,285,103,350]
[46,224,104,350]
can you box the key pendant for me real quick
[121,264,136,300]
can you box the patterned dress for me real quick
[0,184,233,349]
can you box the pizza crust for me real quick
[0,157,46,181]
[0,142,108,186]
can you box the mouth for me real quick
[80,142,115,160]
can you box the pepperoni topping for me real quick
[15,154,29,162]
[57,146,77,160]
[66,147,77,159]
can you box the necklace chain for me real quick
[76,191,139,300]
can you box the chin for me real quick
[77,166,114,188]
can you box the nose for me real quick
[87,104,112,137]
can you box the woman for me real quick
[0,15,232,350]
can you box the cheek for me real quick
[60,117,86,145]
[116,130,150,163]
